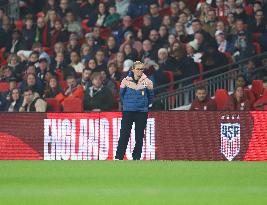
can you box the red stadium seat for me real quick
[252,33,262,43]
[253,89,267,110]
[46,98,61,112]
[251,80,264,100]
[163,71,174,91]
[223,52,234,64]
[0,82,9,92]
[15,20,24,30]
[252,42,261,54]
[215,89,229,110]
[62,97,84,112]
[81,19,91,33]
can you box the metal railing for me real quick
[153,52,267,110]
[0,0,20,20]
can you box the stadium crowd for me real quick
[0,0,267,112]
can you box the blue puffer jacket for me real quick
[120,73,154,112]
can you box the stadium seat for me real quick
[252,42,261,54]
[223,52,234,64]
[0,82,9,92]
[252,33,262,43]
[215,89,229,110]
[46,98,61,112]
[15,20,24,30]
[163,71,174,91]
[62,97,84,112]
[251,80,264,100]
[253,89,267,110]
[81,19,91,33]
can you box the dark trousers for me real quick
[115,111,148,160]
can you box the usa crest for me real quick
[220,115,240,161]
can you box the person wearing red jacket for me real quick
[224,86,251,111]
[190,86,217,111]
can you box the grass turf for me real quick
[0,161,266,205]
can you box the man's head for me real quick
[37,17,46,29]
[192,19,202,33]
[122,16,132,28]
[195,86,208,102]
[149,3,159,16]
[207,9,216,22]
[91,72,103,88]
[82,68,92,81]
[255,10,264,22]
[23,87,34,103]
[95,49,105,63]
[178,12,188,24]
[66,75,77,88]
[26,73,36,86]
[39,58,48,71]
[142,39,152,52]
[149,29,159,42]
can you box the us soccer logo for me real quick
[220,115,241,161]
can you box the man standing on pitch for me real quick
[115,61,154,160]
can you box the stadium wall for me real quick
[0,112,266,161]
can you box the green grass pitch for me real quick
[0,161,266,205]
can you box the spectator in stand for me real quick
[162,15,172,33]
[138,15,153,41]
[87,2,108,28]
[95,49,107,72]
[0,66,15,82]
[34,16,50,47]
[43,0,59,13]
[64,75,84,98]
[20,73,44,96]
[149,3,163,30]
[233,30,254,61]
[104,4,120,27]
[115,52,125,72]
[53,52,75,80]
[140,39,157,62]
[7,29,26,54]
[157,48,176,71]
[226,0,236,14]
[215,30,234,53]
[148,29,164,55]
[235,74,256,106]
[84,71,115,111]
[248,9,267,33]
[114,15,136,44]
[43,76,64,98]
[121,43,138,61]
[77,68,92,90]
[83,33,100,57]
[4,88,23,112]
[170,2,179,26]
[186,40,202,63]
[7,54,23,81]
[241,59,264,84]
[91,27,106,46]
[215,0,230,17]
[66,33,81,54]
[0,15,12,49]
[224,86,251,111]
[172,22,190,43]
[58,0,71,18]
[202,9,218,37]
[65,10,82,36]
[127,0,150,18]
[19,87,47,112]
[22,17,35,50]
[69,50,85,74]
[101,70,117,96]
[51,18,69,47]
[235,5,249,23]
[46,9,58,32]
[227,12,237,37]
[36,58,50,82]
[201,44,228,78]
[190,86,217,111]
[107,61,121,81]
[115,0,130,17]
[158,25,169,48]
[104,35,119,58]
[0,92,6,111]
[80,0,98,19]
[2,77,17,101]
[86,58,97,72]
